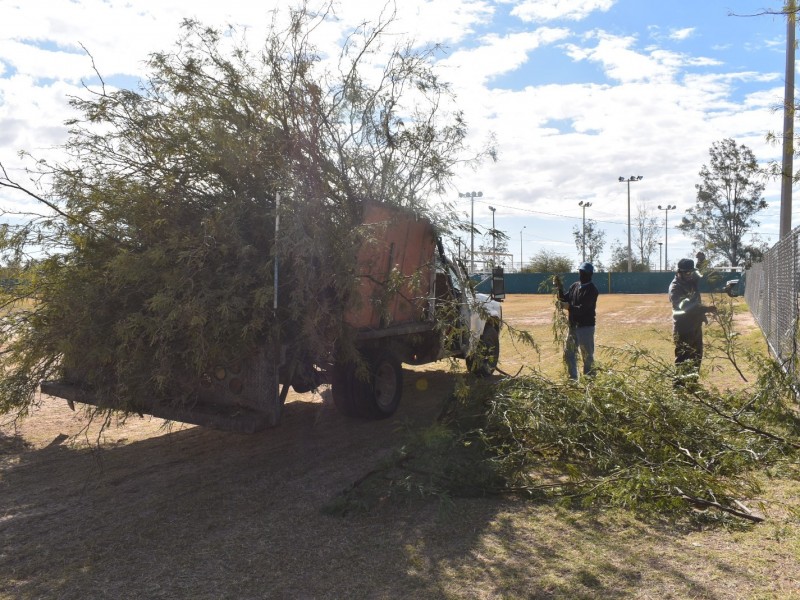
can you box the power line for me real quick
[453,197,778,237]
[454,197,681,230]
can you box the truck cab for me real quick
[433,251,502,367]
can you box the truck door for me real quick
[446,264,472,354]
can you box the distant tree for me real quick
[678,139,767,267]
[524,249,574,273]
[742,235,771,265]
[478,228,511,268]
[571,219,606,265]
[633,203,660,269]
[608,239,649,272]
[614,205,661,271]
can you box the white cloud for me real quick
[669,27,695,41]
[438,27,570,90]
[443,20,784,260]
[562,31,724,85]
[365,0,496,45]
[563,32,671,83]
[0,40,94,83]
[508,0,615,23]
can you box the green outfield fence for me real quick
[474,271,741,295]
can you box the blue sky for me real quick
[0,0,793,270]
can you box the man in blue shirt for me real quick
[557,262,599,380]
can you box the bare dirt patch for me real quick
[1,294,797,599]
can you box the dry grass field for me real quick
[1,294,798,599]
[499,292,766,389]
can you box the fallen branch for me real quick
[689,391,800,450]
[674,486,764,523]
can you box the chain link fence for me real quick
[745,229,799,376]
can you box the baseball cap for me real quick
[677,258,694,272]
[578,262,594,274]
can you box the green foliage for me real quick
[0,10,477,418]
[524,249,574,273]
[478,228,511,268]
[678,138,767,267]
[608,239,650,272]
[570,218,605,266]
[476,359,796,517]
[329,345,800,523]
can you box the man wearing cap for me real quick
[556,262,599,380]
[668,258,717,377]
[695,251,707,272]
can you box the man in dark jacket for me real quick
[556,262,599,380]
[668,258,717,376]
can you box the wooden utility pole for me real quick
[780,0,796,238]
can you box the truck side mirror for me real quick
[491,266,505,301]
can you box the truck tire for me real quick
[466,324,500,377]
[290,364,319,394]
[368,351,403,418]
[331,351,403,419]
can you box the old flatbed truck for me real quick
[41,202,503,432]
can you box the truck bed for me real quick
[40,381,274,433]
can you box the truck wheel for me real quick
[466,324,500,377]
[368,351,402,418]
[290,364,319,394]
[331,351,403,419]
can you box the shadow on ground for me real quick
[0,366,789,599]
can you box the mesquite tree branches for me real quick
[0,8,479,417]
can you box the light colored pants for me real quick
[564,325,595,380]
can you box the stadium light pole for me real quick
[489,206,496,262]
[459,191,483,274]
[520,226,526,271]
[578,200,592,262]
[658,242,663,271]
[618,176,643,272]
[658,204,677,271]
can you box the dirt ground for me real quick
[1,294,798,599]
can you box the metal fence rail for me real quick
[745,229,799,376]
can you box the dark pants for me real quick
[674,326,703,365]
[674,326,703,385]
